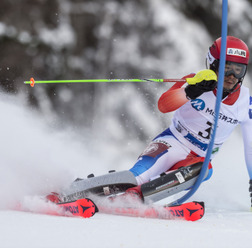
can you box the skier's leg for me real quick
[47,129,200,203]
[126,154,212,203]
[57,129,189,202]
[129,130,191,185]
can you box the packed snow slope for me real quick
[1,93,252,248]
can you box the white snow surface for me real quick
[1,93,252,248]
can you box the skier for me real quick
[48,36,252,207]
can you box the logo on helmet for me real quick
[207,50,215,64]
[227,48,246,58]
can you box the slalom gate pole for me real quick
[24,78,186,87]
[170,0,228,206]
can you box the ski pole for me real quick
[170,0,228,206]
[24,77,186,87]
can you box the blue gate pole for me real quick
[171,0,228,206]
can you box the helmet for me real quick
[207,36,249,67]
[206,36,249,92]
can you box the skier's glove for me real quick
[185,69,217,100]
[249,179,252,210]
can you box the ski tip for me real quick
[193,201,205,208]
[84,198,99,214]
[178,201,205,221]
[58,198,98,218]
[192,202,205,221]
[76,198,98,218]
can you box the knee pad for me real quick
[140,140,172,158]
[130,140,171,177]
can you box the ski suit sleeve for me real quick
[241,100,252,208]
[241,103,252,180]
[158,73,195,113]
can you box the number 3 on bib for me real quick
[198,121,213,139]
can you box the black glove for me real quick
[185,69,217,100]
[185,80,217,100]
[249,179,252,208]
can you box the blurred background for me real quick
[1,0,252,140]
[0,0,252,202]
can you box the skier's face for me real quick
[216,70,239,91]
[216,61,246,91]
[223,74,239,91]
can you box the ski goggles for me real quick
[224,61,247,79]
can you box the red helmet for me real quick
[207,36,249,69]
[206,36,250,93]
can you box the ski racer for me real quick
[48,36,252,208]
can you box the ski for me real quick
[48,192,204,221]
[55,197,204,221]
[57,198,97,218]
[97,201,204,221]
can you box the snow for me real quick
[1,207,252,248]
[1,93,252,248]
